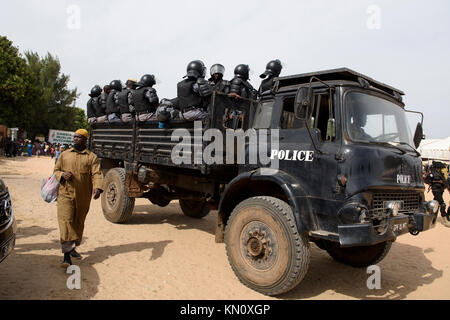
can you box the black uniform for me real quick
[259,76,276,95]
[210,79,230,94]
[100,92,108,116]
[132,87,159,114]
[118,89,133,115]
[177,78,205,112]
[87,98,97,119]
[425,162,448,217]
[229,77,256,99]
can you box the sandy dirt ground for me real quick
[0,156,449,300]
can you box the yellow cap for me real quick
[75,129,89,139]
[127,78,137,83]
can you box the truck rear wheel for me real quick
[324,240,392,268]
[101,168,135,224]
[225,196,310,296]
[179,199,210,219]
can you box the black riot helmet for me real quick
[186,60,206,79]
[260,59,283,79]
[210,64,225,77]
[234,64,250,81]
[109,80,123,91]
[138,74,156,87]
[89,85,102,98]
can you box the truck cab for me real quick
[218,68,438,295]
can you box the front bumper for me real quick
[338,212,436,247]
[0,216,17,263]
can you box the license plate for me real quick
[392,222,408,233]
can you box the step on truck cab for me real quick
[90,68,438,296]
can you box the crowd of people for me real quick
[1,138,70,162]
[86,59,283,125]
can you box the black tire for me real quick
[101,168,135,224]
[225,196,310,296]
[324,240,392,268]
[179,199,210,219]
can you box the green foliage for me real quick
[0,35,85,140]
[0,36,29,127]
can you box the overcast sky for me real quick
[1,0,449,138]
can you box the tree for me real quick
[0,35,29,127]
[0,35,81,140]
[23,51,79,138]
[71,107,88,131]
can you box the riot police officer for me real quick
[131,74,159,122]
[259,59,283,95]
[177,60,213,121]
[425,161,449,217]
[209,64,229,94]
[87,85,102,125]
[229,64,257,100]
[118,79,137,123]
[106,80,122,123]
[97,85,110,123]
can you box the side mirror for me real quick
[413,122,424,149]
[295,87,311,119]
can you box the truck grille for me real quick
[372,192,420,214]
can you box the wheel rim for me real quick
[106,182,118,209]
[240,221,277,271]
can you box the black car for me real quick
[0,178,16,263]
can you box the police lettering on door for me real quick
[271,150,314,162]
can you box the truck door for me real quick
[276,90,341,223]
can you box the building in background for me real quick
[419,137,450,164]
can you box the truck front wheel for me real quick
[179,199,210,219]
[101,168,135,224]
[225,196,310,296]
[324,240,393,268]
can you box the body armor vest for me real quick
[87,98,96,118]
[230,77,254,99]
[106,90,120,114]
[259,76,275,95]
[177,79,203,112]
[133,87,156,113]
[92,97,105,117]
[118,89,131,114]
[211,79,230,94]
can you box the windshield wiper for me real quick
[367,141,407,154]
[388,141,421,157]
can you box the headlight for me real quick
[386,201,401,217]
[426,200,439,214]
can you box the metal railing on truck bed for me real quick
[88,93,257,174]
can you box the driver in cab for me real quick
[348,112,372,141]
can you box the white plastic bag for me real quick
[41,174,60,203]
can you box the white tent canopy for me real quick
[419,137,450,162]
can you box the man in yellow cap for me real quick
[54,129,104,268]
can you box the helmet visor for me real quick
[210,64,225,76]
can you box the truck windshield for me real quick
[345,91,414,148]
